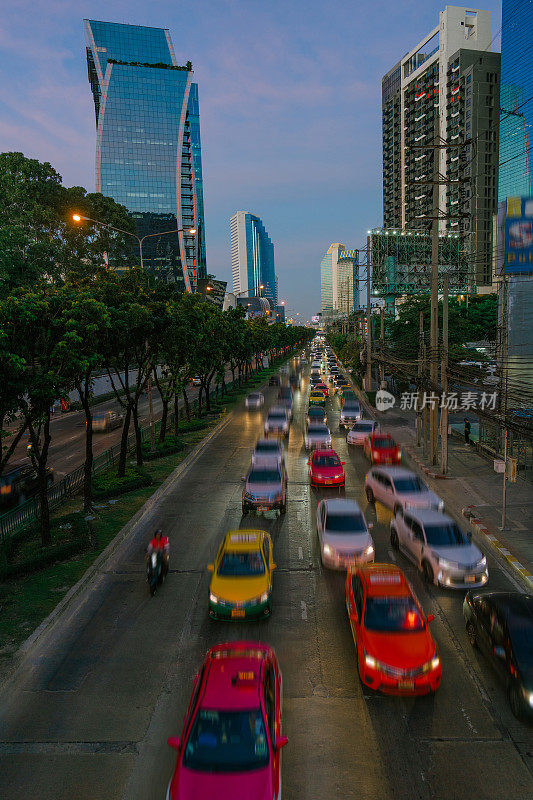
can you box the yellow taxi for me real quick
[208,530,275,620]
[309,390,326,407]
[338,383,352,397]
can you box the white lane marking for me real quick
[461,707,477,735]
[387,549,396,562]
[499,548,512,556]
[300,601,307,620]
[298,547,303,560]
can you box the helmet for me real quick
[154,529,162,538]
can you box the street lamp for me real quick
[72,212,196,451]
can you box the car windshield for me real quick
[183,708,269,772]
[343,404,360,411]
[218,551,265,576]
[314,455,340,467]
[354,423,373,432]
[364,597,425,632]
[393,477,426,493]
[248,470,281,484]
[308,408,324,417]
[424,523,469,546]
[248,394,260,400]
[268,412,286,419]
[308,425,328,434]
[373,438,395,449]
[255,442,279,453]
[326,513,366,532]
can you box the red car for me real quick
[166,641,287,799]
[308,448,345,489]
[314,382,329,398]
[345,563,441,695]
[363,433,402,465]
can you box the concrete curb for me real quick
[404,446,448,479]
[462,505,533,591]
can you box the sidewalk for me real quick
[377,407,533,591]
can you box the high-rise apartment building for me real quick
[382,6,500,287]
[320,244,359,319]
[230,212,276,303]
[84,20,206,290]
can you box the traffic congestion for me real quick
[162,335,533,799]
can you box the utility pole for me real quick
[379,307,385,389]
[416,311,426,451]
[366,260,372,391]
[440,274,449,473]
[429,119,440,466]
[501,427,508,530]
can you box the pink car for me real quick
[166,641,287,799]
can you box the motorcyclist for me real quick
[147,529,170,577]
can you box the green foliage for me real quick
[92,467,153,500]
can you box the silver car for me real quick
[304,423,332,450]
[245,392,264,410]
[347,419,379,445]
[365,466,443,515]
[390,508,488,589]
[264,406,290,436]
[242,465,287,515]
[317,498,375,569]
[251,438,285,468]
[339,401,362,428]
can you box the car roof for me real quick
[268,406,287,414]
[312,448,339,458]
[255,438,281,448]
[357,563,410,598]
[403,508,453,525]
[476,592,533,621]
[203,644,271,710]
[371,466,416,478]
[324,498,362,515]
[223,530,266,551]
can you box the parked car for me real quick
[317,498,374,569]
[92,410,124,433]
[365,466,443,514]
[463,591,533,719]
[390,508,488,588]
[245,392,265,410]
[347,419,379,445]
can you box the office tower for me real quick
[230,212,276,302]
[321,243,358,320]
[381,6,500,288]
[84,20,207,290]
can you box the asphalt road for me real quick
[0,356,531,799]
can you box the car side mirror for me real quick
[341,461,345,465]
[427,614,435,623]
[276,735,289,750]
[167,736,180,750]
[494,645,506,659]
[207,564,214,573]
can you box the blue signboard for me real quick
[504,197,533,274]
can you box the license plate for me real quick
[324,479,333,484]
[398,680,415,690]
[465,575,476,583]
[231,608,245,618]
[257,506,269,512]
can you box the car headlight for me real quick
[422,652,441,673]
[209,592,219,604]
[364,653,377,669]
[259,590,269,603]
[373,450,379,459]
[477,556,487,569]
[438,500,445,511]
[396,450,402,459]
[364,545,374,556]
[522,688,533,707]
[438,557,459,570]
[323,544,333,556]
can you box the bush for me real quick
[142,436,185,460]
[92,467,153,500]
[177,418,210,433]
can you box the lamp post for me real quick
[72,213,196,451]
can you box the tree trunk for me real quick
[37,415,52,548]
[205,381,211,412]
[159,397,169,443]
[182,386,191,421]
[79,377,94,513]
[132,403,143,466]
[117,405,132,477]
[197,384,203,417]
[174,392,180,436]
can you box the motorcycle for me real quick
[146,550,164,596]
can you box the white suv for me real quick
[365,466,443,515]
[390,508,488,589]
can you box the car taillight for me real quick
[373,450,379,459]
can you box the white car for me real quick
[304,423,332,450]
[245,392,264,410]
[339,401,362,428]
[390,508,488,588]
[251,437,285,468]
[365,466,443,514]
[317,498,374,569]
[264,406,290,436]
[347,419,379,445]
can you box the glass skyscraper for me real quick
[84,20,207,290]
[230,212,276,303]
[498,0,533,200]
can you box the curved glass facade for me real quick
[230,211,276,302]
[84,20,206,289]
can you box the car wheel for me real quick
[365,486,375,503]
[466,621,477,648]
[508,683,525,720]
[390,529,399,551]
[422,560,434,585]
[280,503,287,515]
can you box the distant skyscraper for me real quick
[84,20,206,290]
[230,212,276,302]
[382,6,499,288]
[321,243,358,319]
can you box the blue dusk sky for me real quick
[0,1,501,320]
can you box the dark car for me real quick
[463,591,533,719]
[269,375,281,386]
[0,462,54,508]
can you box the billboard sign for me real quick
[503,197,533,274]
